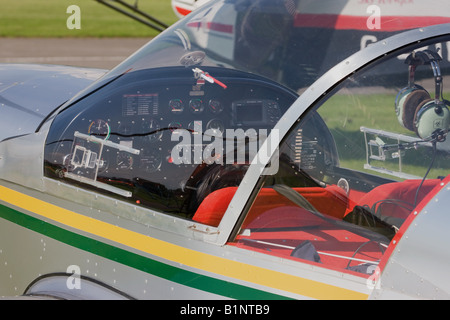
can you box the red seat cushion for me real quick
[193,185,348,226]
[192,187,237,226]
[356,179,441,220]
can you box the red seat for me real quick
[192,187,238,227]
[355,179,441,220]
[192,185,348,227]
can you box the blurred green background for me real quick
[0,0,178,37]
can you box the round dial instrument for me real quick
[168,121,183,132]
[188,120,202,134]
[169,99,184,114]
[142,118,162,142]
[140,149,162,173]
[88,119,110,140]
[189,98,204,114]
[206,119,225,135]
[208,99,223,114]
[116,152,133,170]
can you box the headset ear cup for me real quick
[414,99,450,139]
[413,98,433,136]
[400,89,431,131]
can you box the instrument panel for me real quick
[77,86,286,180]
[45,70,297,215]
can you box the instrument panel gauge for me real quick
[140,149,162,173]
[117,122,132,138]
[208,99,223,114]
[88,119,110,140]
[169,99,184,114]
[188,120,202,134]
[206,119,225,135]
[189,98,204,114]
[142,118,162,142]
[116,151,133,170]
[168,121,183,132]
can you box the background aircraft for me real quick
[171,0,210,18]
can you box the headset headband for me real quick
[406,50,443,103]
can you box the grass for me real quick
[0,0,179,38]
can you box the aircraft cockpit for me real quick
[44,66,296,218]
[42,0,450,279]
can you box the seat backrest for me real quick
[357,179,441,220]
[192,185,349,227]
[192,187,238,227]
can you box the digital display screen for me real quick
[236,103,263,122]
[122,93,159,116]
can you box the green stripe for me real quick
[0,203,289,300]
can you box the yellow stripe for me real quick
[0,185,368,300]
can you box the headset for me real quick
[395,49,450,140]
